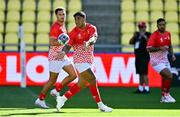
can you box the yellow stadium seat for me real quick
[0,34,3,51]
[36,22,50,34]
[38,0,51,11]
[121,0,134,11]
[67,11,77,22]
[150,0,163,11]
[165,12,178,22]
[121,34,134,52]
[6,22,19,33]
[36,33,49,51]
[5,33,19,51]
[135,11,149,22]
[68,0,82,11]
[67,22,76,32]
[0,22,4,33]
[0,0,5,11]
[150,22,157,32]
[150,11,164,22]
[22,11,35,22]
[23,22,35,33]
[7,0,21,11]
[0,11,4,22]
[171,33,179,46]
[23,0,36,11]
[164,0,177,11]
[121,22,135,34]
[135,0,148,11]
[166,23,179,34]
[53,13,57,22]
[24,33,34,51]
[53,0,66,10]
[37,11,51,22]
[7,11,20,22]
[121,11,135,22]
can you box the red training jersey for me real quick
[147,30,171,66]
[68,23,97,64]
[48,21,68,61]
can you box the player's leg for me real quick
[80,68,113,112]
[35,72,59,108]
[51,63,77,96]
[160,68,175,103]
[142,75,150,93]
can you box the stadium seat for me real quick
[164,0,177,11]
[53,0,66,10]
[22,11,35,22]
[165,12,178,22]
[37,11,51,22]
[121,33,132,45]
[24,33,34,51]
[36,33,49,51]
[0,34,3,50]
[6,22,19,33]
[121,22,135,34]
[68,0,82,11]
[67,11,77,23]
[0,22,4,33]
[6,11,20,22]
[4,33,19,51]
[135,0,148,11]
[150,0,163,11]
[67,22,76,32]
[121,0,134,11]
[38,0,51,11]
[23,0,36,11]
[36,22,50,34]
[7,0,21,11]
[166,23,179,34]
[121,11,135,22]
[23,22,35,34]
[135,11,149,22]
[150,11,164,22]
[150,22,157,32]
[171,33,179,46]
[0,0,5,11]
[0,11,4,22]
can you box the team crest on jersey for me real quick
[77,33,81,39]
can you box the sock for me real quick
[144,86,149,92]
[162,78,172,96]
[55,83,64,92]
[39,93,46,100]
[138,85,144,92]
[64,84,81,99]
[89,84,102,103]
[97,101,104,108]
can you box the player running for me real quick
[55,11,113,112]
[147,18,176,103]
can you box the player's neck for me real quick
[57,20,64,25]
[78,23,86,29]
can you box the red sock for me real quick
[39,93,46,100]
[89,84,102,103]
[162,78,172,96]
[55,83,64,92]
[64,84,81,99]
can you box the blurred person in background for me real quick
[129,21,151,93]
[147,18,176,103]
[55,11,113,112]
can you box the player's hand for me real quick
[56,51,66,59]
[83,41,89,50]
[172,54,176,61]
[160,46,169,51]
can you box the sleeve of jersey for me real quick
[89,25,98,38]
[67,31,74,46]
[147,33,156,48]
[49,26,60,39]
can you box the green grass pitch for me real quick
[0,86,180,117]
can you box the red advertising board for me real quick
[0,52,161,87]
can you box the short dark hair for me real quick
[55,7,65,15]
[73,11,86,18]
[157,18,165,24]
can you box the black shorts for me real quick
[135,54,149,75]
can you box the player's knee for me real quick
[69,73,77,79]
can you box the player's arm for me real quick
[62,44,72,54]
[85,26,98,47]
[168,33,176,61]
[49,37,61,46]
